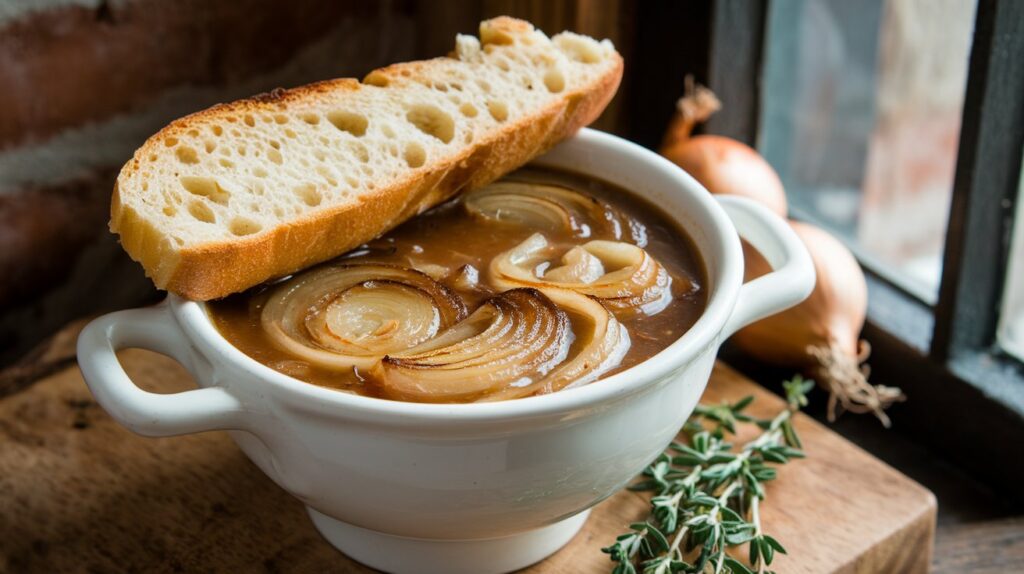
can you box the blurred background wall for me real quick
[0,0,408,367]
[0,0,712,367]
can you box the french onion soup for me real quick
[208,168,707,402]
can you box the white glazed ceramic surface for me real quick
[77,128,814,574]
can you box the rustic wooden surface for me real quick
[933,517,1024,573]
[0,346,936,573]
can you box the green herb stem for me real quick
[602,376,813,574]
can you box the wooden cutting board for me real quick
[0,346,935,573]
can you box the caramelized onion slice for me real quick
[464,181,625,239]
[479,288,631,402]
[261,264,467,370]
[370,288,574,403]
[490,233,675,316]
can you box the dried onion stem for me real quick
[659,76,788,217]
[732,223,906,427]
[808,340,906,427]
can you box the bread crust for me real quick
[110,18,623,301]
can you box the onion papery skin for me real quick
[490,233,674,317]
[658,77,788,217]
[479,288,630,402]
[731,223,864,367]
[731,222,904,425]
[261,264,467,370]
[370,288,574,403]
[464,181,637,242]
[661,135,788,217]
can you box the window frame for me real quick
[701,0,1024,495]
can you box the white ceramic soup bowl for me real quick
[77,128,813,574]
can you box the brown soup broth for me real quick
[208,167,708,398]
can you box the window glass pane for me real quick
[998,154,1024,361]
[760,0,977,302]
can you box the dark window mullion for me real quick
[931,0,1024,361]
[705,0,768,146]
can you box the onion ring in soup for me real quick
[490,233,675,316]
[370,288,629,402]
[261,264,468,370]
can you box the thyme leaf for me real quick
[602,377,811,573]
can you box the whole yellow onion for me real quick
[659,77,788,217]
[732,222,904,426]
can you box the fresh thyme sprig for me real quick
[602,376,814,574]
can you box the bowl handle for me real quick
[77,304,248,437]
[717,196,816,338]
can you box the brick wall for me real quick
[0,0,417,365]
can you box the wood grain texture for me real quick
[933,517,1024,573]
[0,348,935,572]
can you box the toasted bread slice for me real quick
[111,17,623,300]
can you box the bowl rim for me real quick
[170,128,744,423]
